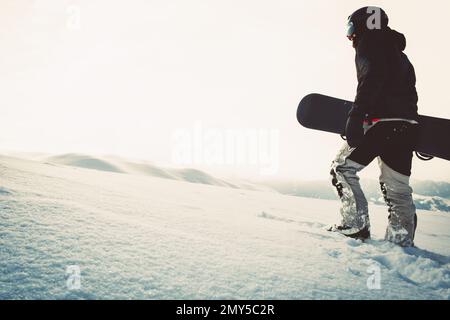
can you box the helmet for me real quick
[347,6,389,41]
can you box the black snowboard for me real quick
[297,93,450,161]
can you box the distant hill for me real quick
[44,153,269,192]
[262,179,450,212]
[26,153,450,213]
[46,154,124,173]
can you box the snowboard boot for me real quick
[379,158,417,247]
[327,224,371,240]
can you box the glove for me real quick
[345,113,364,148]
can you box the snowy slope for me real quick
[0,155,449,300]
[44,153,269,191]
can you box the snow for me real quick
[412,194,450,212]
[0,154,449,300]
[44,153,269,191]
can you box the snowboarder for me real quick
[329,7,420,247]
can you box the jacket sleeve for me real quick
[350,35,388,118]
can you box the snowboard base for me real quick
[297,93,450,161]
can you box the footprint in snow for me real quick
[0,187,13,195]
[257,211,295,223]
[297,221,327,229]
[257,211,327,230]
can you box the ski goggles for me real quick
[346,19,356,40]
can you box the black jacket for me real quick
[350,27,419,121]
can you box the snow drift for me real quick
[0,154,449,300]
[44,153,266,191]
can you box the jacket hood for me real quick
[387,28,406,51]
[356,27,407,52]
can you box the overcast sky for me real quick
[1,0,450,181]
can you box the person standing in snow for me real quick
[329,7,419,247]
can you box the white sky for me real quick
[1,0,450,181]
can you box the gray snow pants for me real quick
[330,121,419,247]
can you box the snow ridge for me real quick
[1,155,449,299]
